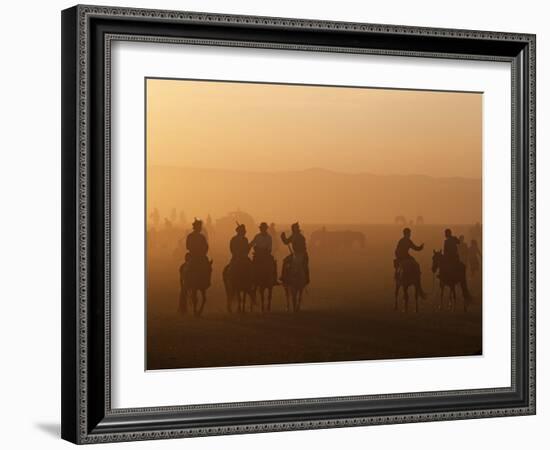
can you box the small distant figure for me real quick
[170,208,177,223]
[164,218,173,230]
[149,208,161,229]
[179,210,187,227]
[280,222,309,312]
[173,237,186,260]
[393,227,425,311]
[471,222,482,243]
[468,239,482,278]
[458,235,469,269]
[394,215,407,226]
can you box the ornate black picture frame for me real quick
[61,4,536,444]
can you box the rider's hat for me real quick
[235,222,246,233]
[259,222,268,230]
[192,217,202,228]
[403,227,411,235]
[291,222,300,231]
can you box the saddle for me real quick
[394,258,419,275]
[185,255,212,288]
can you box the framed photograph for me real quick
[61,5,536,444]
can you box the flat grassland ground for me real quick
[146,224,482,370]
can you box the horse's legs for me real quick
[284,287,290,312]
[191,290,198,316]
[179,287,187,315]
[439,284,444,310]
[292,289,298,312]
[451,286,456,312]
[198,290,206,316]
[403,286,409,312]
[394,283,400,311]
[227,291,233,313]
[267,287,272,312]
[414,285,419,313]
[237,291,242,313]
[248,289,263,312]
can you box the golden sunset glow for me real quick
[146,78,482,225]
[146,78,481,177]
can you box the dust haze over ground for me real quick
[146,221,482,370]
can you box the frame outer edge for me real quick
[61,5,80,445]
[66,5,536,443]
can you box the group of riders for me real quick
[394,227,481,312]
[179,218,310,315]
[179,217,481,315]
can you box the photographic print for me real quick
[145,78,483,370]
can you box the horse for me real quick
[282,253,308,312]
[223,258,256,313]
[393,258,423,313]
[431,250,471,312]
[178,257,212,317]
[252,252,277,312]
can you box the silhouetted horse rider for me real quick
[442,228,471,300]
[181,218,212,315]
[394,227,426,299]
[280,222,310,285]
[224,223,256,312]
[250,222,278,286]
[230,223,250,262]
[186,218,208,257]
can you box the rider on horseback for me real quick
[230,223,250,262]
[280,222,310,285]
[443,228,471,300]
[186,218,208,257]
[184,218,211,288]
[394,227,426,298]
[250,222,279,285]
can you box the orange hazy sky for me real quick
[146,78,482,179]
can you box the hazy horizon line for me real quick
[148,164,482,181]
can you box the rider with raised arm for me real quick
[280,222,310,285]
[394,227,425,298]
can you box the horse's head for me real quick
[432,250,443,273]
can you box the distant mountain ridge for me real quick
[147,166,482,224]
